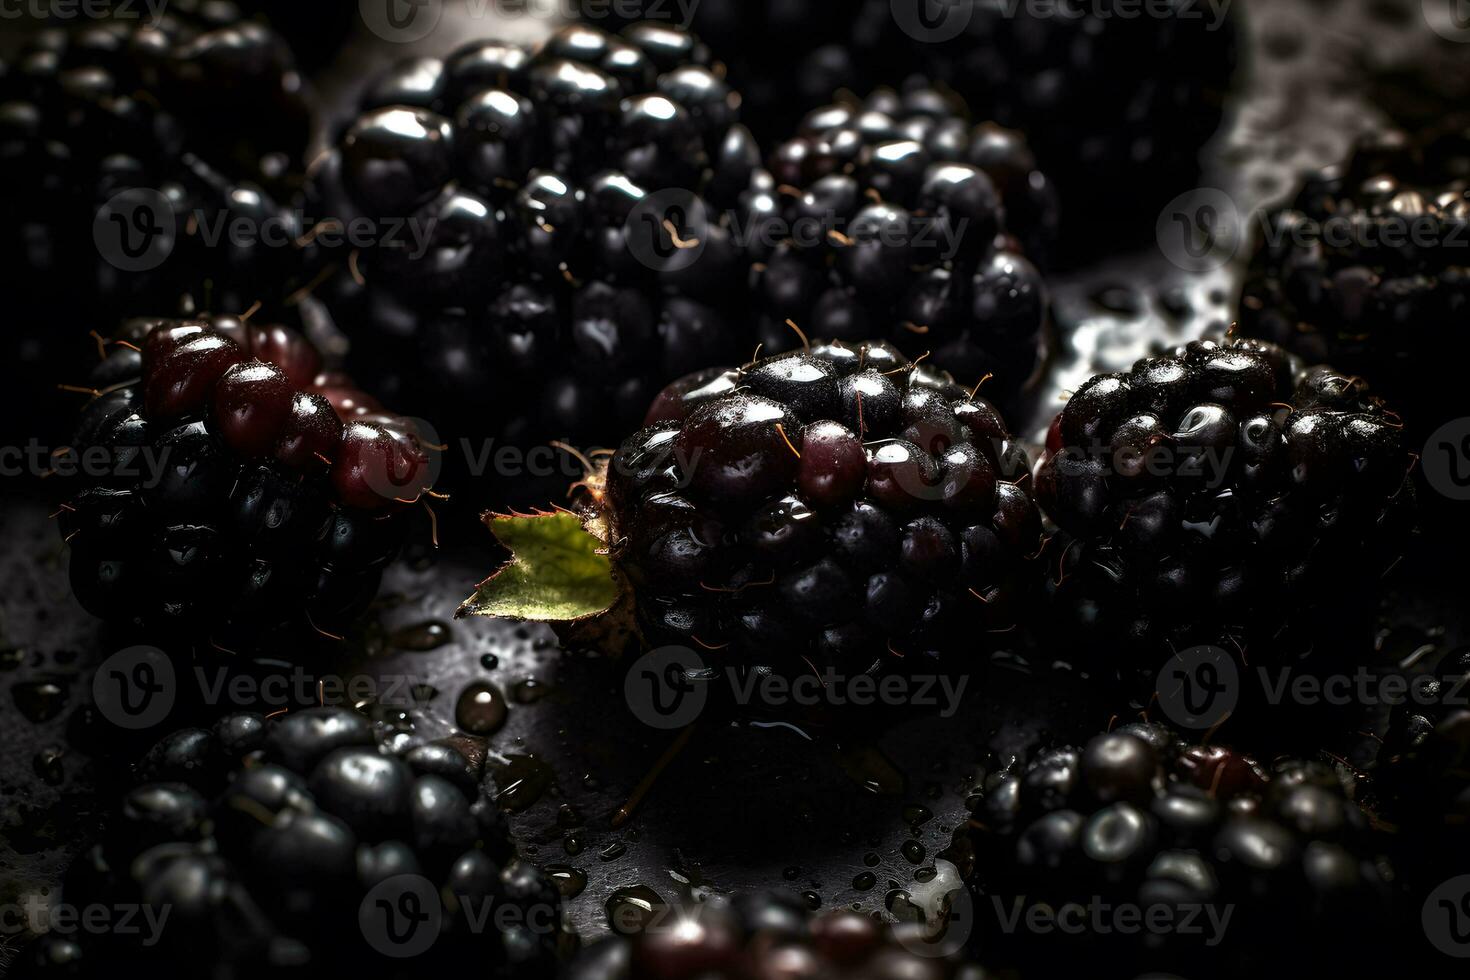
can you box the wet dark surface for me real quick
[3,0,1470,950]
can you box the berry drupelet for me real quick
[565,891,978,980]
[602,341,1041,692]
[754,84,1056,409]
[57,316,434,649]
[313,22,762,466]
[9,708,561,978]
[962,726,1405,978]
[1240,125,1470,437]
[1036,338,1414,688]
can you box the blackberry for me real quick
[753,84,1056,409]
[1036,338,1414,689]
[0,3,312,311]
[56,315,434,649]
[0,3,314,436]
[600,341,1040,697]
[590,0,1239,252]
[311,22,761,491]
[565,891,978,980]
[962,726,1405,977]
[1240,125,1470,438]
[1374,647,1470,857]
[10,708,560,977]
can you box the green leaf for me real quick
[458,511,619,622]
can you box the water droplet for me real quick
[599,841,627,862]
[390,621,453,652]
[32,747,64,785]
[800,890,821,910]
[544,864,587,899]
[884,888,915,917]
[913,867,937,883]
[901,840,925,864]
[563,833,584,856]
[511,678,549,704]
[488,754,551,812]
[902,804,933,827]
[605,885,666,935]
[852,872,876,891]
[455,682,508,735]
[13,679,68,723]
[863,852,880,867]
[557,803,583,828]
[480,653,499,670]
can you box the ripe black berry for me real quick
[0,4,312,313]
[1240,124,1470,439]
[964,726,1405,978]
[57,316,434,648]
[588,0,1238,255]
[12,708,559,977]
[1035,338,1415,689]
[312,22,761,505]
[0,3,314,443]
[752,85,1056,410]
[604,341,1040,695]
[564,891,981,980]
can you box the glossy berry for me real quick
[57,316,433,647]
[1035,338,1414,686]
[752,85,1056,411]
[12,708,559,977]
[1241,124,1470,439]
[313,22,761,498]
[589,0,1237,254]
[965,726,1403,978]
[0,5,313,319]
[564,891,985,980]
[605,341,1040,695]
